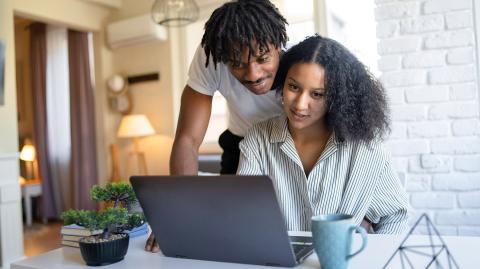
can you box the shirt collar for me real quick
[269,114,289,143]
[269,114,339,147]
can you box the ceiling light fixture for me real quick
[151,0,199,27]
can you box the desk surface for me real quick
[11,232,480,269]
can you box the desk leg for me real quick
[24,191,32,227]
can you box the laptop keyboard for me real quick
[290,236,314,262]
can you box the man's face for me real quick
[227,43,280,95]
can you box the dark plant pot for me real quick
[79,234,129,266]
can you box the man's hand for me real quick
[145,233,160,252]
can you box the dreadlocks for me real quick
[201,0,288,68]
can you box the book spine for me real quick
[62,235,85,242]
[61,240,79,248]
[61,228,102,236]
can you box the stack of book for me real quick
[61,222,149,248]
[126,222,149,238]
[61,224,102,248]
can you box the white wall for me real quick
[107,0,175,178]
[376,0,480,235]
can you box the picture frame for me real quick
[0,40,5,106]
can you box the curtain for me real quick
[46,25,70,212]
[68,30,98,210]
[30,23,60,218]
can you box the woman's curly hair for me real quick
[201,0,288,68]
[272,35,390,142]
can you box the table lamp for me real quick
[20,142,38,180]
[117,114,155,176]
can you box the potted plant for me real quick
[61,182,145,266]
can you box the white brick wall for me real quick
[450,82,477,100]
[447,47,474,65]
[446,10,473,29]
[424,29,474,49]
[376,0,480,236]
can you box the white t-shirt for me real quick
[186,45,283,137]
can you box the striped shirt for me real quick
[237,115,409,234]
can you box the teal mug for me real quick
[311,214,368,269]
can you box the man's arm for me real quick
[170,85,213,175]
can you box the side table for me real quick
[19,177,43,227]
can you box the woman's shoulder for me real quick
[342,138,390,162]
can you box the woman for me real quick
[237,35,409,234]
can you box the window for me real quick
[282,0,378,75]
[325,0,379,75]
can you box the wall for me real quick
[14,19,34,167]
[376,0,480,235]
[0,0,20,154]
[107,0,175,178]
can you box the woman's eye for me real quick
[288,84,299,91]
[312,91,325,98]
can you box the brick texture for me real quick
[376,0,480,235]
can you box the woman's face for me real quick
[282,62,328,132]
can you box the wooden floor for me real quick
[23,220,62,257]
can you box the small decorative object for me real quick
[151,0,199,27]
[383,213,459,269]
[0,40,5,105]
[107,74,132,114]
[61,182,145,266]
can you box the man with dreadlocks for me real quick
[145,0,288,252]
[171,0,288,175]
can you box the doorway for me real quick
[14,16,62,256]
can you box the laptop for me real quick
[130,175,314,267]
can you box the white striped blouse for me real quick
[237,115,409,234]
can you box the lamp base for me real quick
[126,151,148,178]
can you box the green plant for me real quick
[61,182,145,240]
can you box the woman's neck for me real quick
[288,121,332,177]
[288,121,331,144]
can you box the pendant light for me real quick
[151,0,200,27]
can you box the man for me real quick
[171,0,288,175]
[145,0,288,252]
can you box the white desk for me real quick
[11,232,480,269]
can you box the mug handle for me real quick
[346,226,368,260]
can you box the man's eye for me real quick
[231,62,242,68]
[258,56,269,63]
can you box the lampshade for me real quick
[151,0,199,27]
[117,114,156,138]
[20,144,36,162]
